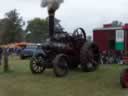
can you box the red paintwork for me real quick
[123,26,128,50]
[103,24,112,28]
[123,24,128,30]
[122,71,128,87]
[93,30,115,52]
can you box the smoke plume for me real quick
[41,0,64,11]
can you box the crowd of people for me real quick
[0,47,23,65]
[101,50,123,64]
[6,47,22,55]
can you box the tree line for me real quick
[0,9,63,44]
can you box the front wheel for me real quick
[30,55,46,74]
[53,54,69,77]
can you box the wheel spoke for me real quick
[32,60,36,64]
[37,67,41,72]
[32,63,36,68]
[39,67,42,72]
[34,65,38,71]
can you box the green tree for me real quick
[26,18,48,43]
[0,9,24,44]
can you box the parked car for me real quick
[20,44,42,59]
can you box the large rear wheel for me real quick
[80,42,100,72]
[53,54,69,77]
[30,55,46,74]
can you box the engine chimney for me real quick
[41,0,64,38]
[48,9,55,39]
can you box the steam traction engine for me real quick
[30,6,100,77]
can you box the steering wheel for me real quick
[72,28,86,40]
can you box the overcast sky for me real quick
[0,0,128,35]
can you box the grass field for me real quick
[0,56,127,96]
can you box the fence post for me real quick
[3,48,9,72]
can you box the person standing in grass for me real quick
[0,47,3,65]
